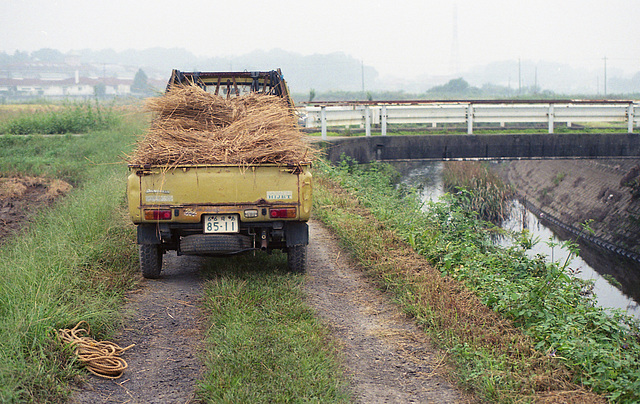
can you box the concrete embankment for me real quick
[498,159,640,256]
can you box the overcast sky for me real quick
[2,0,639,78]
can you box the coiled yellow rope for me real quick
[57,321,135,379]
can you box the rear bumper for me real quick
[137,221,308,255]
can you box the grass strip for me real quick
[199,254,351,403]
[0,113,142,402]
[312,159,623,403]
[0,101,119,135]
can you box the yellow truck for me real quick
[127,70,312,278]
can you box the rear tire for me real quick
[287,245,307,274]
[140,244,163,279]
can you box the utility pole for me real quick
[450,3,460,74]
[361,60,365,96]
[603,56,607,98]
[518,58,522,95]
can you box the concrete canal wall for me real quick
[499,159,640,255]
[318,133,640,163]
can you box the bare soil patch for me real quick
[0,176,72,245]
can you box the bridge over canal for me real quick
[317,133,640,164]
[304,100,640,163]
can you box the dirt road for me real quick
[72,220,466,403]
[305,221,466,403]
[71,254,205,404]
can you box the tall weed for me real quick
[442,161,514,224]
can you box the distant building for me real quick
[0,60,164,100]
[0,76,133,99]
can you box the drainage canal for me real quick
[396,161,640,320]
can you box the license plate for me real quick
[204,215,239,233]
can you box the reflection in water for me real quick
[396,161,640,319]
[395,161,444,205]
[500,201,640,318]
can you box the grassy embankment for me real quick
[313,158,640,403]
[0,104,350,403]
[0,103,141,402]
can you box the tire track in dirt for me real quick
[71,252,205,404]
[72,220,467,403]
[305,220,468,403]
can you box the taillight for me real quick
[144,209,172,220]
[269,208,297,218]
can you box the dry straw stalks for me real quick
[130,84,317,167]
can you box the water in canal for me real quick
[395,161,640,319]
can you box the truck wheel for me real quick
[287,245,307,274]
[140,244,163,279]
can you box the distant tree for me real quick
[430,78,470,93]
[308,88,316,102]
[11,50,30,64]
[32,48,64,63]
[132,68,149,94]
[94,83,106,98]
[0,51,11,66]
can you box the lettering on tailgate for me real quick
[145,189,173,203]
[266,191,293,200]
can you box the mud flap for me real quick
[137,223,169,244]
[285,222,308,247]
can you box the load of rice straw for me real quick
[129,84,316,167]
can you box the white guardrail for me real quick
[301,101,640,139]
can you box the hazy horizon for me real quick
[2,0,639,82]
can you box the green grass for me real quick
[198,254,351,403]
[0,101,119,135]
[313,158,640,403]
[0,111,142,402]
[0,109,139,185]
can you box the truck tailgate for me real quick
[128,164,312,223]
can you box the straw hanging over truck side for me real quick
[130,84,317,167]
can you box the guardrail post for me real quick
[381,105,387,136]
[548,104,555,134]
[321,106,327,140]
[467,104,474,134]
[629,104,635,133]
[365,106,371,137]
